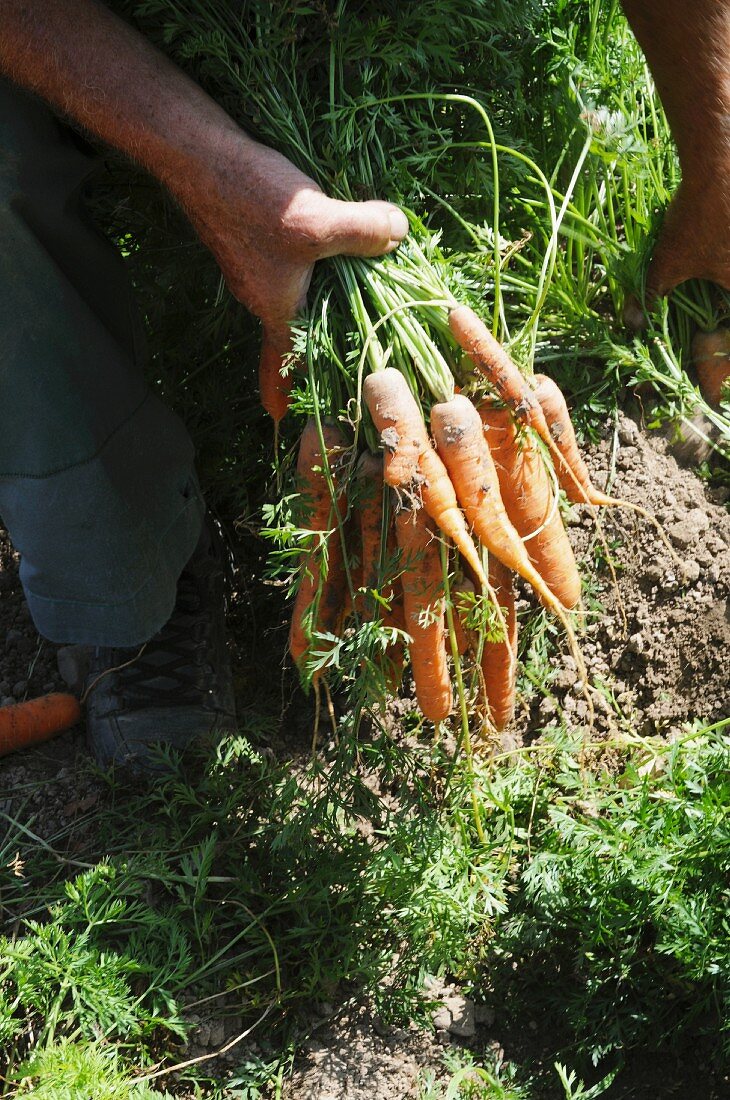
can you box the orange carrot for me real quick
[363,368,487,590]
[289,418,348,670]
[351,457,406,690]
[448,306,551,445]
[394,506,452,722]
[692,327,730,407]
[0,693,81,758]
[481,558,517,731]
[480,404,581,609]
[355,451,386,599]
[381,592,407,693]
[531,374,615,507]
[430,394,570,616]
[363,369,425,490]
[432,395,593,724]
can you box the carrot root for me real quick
[0,693,82,758]
[363,368,488,590]
[395,505,453,723]
[289,418,349,674]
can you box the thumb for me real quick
[321,199,409,259]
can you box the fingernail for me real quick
[388,208,409,241]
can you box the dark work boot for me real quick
[85,520,237,769]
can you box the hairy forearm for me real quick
[622,0,730,166]
[0,0,262,206]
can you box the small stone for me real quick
[12,680,28,698]
[194,1022,210,1047]
[627,633,644,654]
[314,1001,334,1018]
[539,696,557,718]
[681,560,701,584]
[57,645,91,692]
[436,1029,451,1045]
[5,628,23,644]
[207,1020,225,1047]
[432,1006,452,1032]
[668,510,710,549]
[618,418,640,446]
[667,522,695,550]
[445,996,475,1038]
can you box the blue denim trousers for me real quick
[0,79,205,646]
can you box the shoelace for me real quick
[115,562,218,709]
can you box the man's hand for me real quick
[0,0,408,418]
[175,137,407,419]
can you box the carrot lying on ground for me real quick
[395,505,452,722]
[480,403,581,610]
[481,558,517,732]
[363,368,487,591]
[0,693,81,758]
[289,418,349,671]
[448,306,551,446]
[692,327,730,407]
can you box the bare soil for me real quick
[526,412,730,742]
[1,412,728,1098]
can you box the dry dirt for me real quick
[522,412,730,742]
[0,412,728,1098]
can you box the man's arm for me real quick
[621,0,730,298]
[0,0,408,414]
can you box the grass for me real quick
[3,721,730,1096]
[2,0,730,1095]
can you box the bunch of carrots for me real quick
[284,303,615,733]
